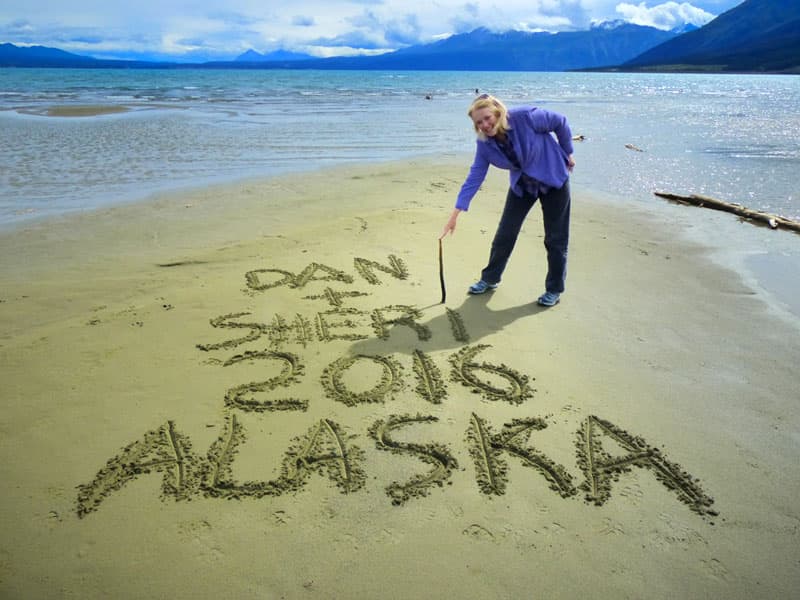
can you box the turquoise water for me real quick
[1,68,799,227]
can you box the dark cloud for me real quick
[347,9,381,30]
[4,18,34,31]
[447,2,482,33]
[308,30,386,50]
[206,11,261,27]
[383,14,421,45]
[291,15,315,27]
[546,0,591,30]
[344,9,423,47]
[65,34,105,44]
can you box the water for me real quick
[1,68,799,228]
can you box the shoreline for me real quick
[1,159,798,599]
[0,151,466,235]
[3,156,797,324]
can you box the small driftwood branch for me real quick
[654,191,800,235]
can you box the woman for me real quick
[440,94,575,307]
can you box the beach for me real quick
[1,158,799,599]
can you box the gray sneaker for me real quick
[537,291,561,306]
[468,280,499,294]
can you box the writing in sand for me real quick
[76,254,717,519]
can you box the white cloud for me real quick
[615,1,715,30]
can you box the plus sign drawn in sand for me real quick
[75,253,717,520]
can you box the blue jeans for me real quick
[480,181,570,294]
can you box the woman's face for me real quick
[471,106,498,137]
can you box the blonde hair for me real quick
[468,93,509,140]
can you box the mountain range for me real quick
[0,23,678,72]
[622,0,800,72]
[1,0,797,73]
[229,23,679,72]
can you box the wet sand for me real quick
[1,159,798,599]
[24,105,133,117]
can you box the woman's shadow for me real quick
[347,292,549,357]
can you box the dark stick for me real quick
[438,238,446,304]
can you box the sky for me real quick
[1,0,745,62]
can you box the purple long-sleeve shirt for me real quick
[455,106,574,211]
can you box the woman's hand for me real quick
[440,208,462,239]
[567,154,576,172]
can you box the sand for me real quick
[1,159,798,599]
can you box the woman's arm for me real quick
[442,146,489,238]
[454,147,490,211]
[527,107,574,156]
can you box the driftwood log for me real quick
[654,192,800,235]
